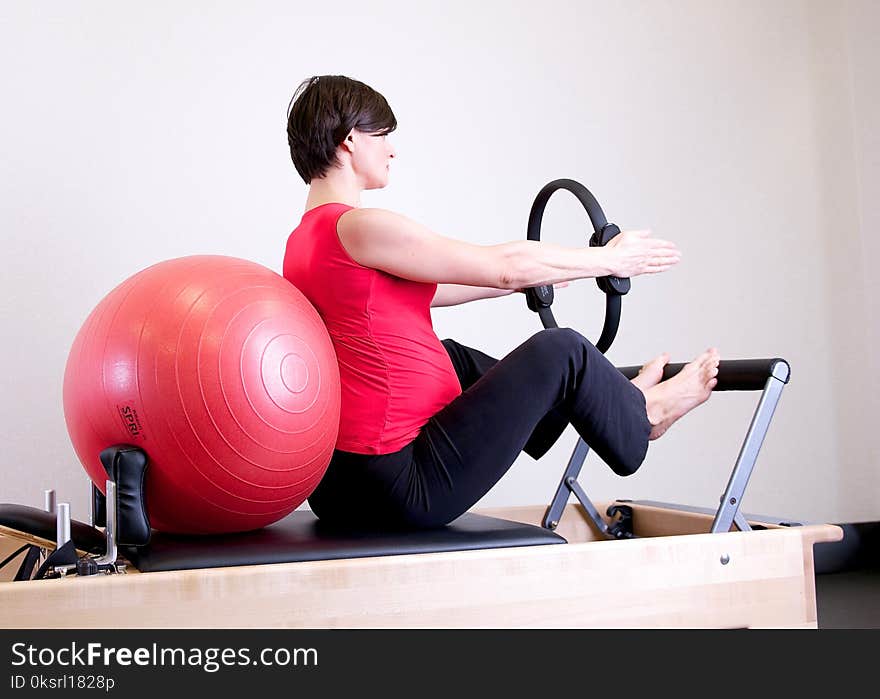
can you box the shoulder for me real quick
[337,207,429,248]
[332,208,502,287]
[338,207,411,231]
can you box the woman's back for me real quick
[283,203,462,455]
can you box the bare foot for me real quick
[630,352,670,392]
[643,348,720,440]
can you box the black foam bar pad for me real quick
[0,504,106,554]
[123,511,566,573]
[99,445,151,547]
[617,358,790,391]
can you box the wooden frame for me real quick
[0,502,841,628]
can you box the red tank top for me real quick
[283,203,462,454]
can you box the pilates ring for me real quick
[524,179,630,354]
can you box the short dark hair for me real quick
[286,75,397,184]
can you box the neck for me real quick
[305,169,363,210]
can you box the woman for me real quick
[284,75,719,530]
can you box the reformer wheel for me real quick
[524,178,630,354]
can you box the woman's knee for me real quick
[530,327,592,357]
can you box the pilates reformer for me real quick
[0,180,842,628]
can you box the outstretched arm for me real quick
[431,284,514,308]
[336,208,679,288]
[431,282,571,308]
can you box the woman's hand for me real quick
[604,230,681,278]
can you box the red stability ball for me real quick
[62,255,341,534]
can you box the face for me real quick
[346,129,396,190]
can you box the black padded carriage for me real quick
[0,502,565,575]
[122,511,565,573]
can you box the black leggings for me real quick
[307,327,651,529]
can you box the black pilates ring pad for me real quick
[524,179,629,354]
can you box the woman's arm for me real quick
[336,208,679,288]
[431,284,514,308]
[432,281,570,308]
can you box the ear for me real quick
[339,129,356,155]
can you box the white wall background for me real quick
[0,0,876,526]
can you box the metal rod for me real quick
[711,376,785,533]
[543,438,591,529]
[56,503,71,548]
[567,478,610,537]
[94,480,117,566]
[733,510,752,533]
